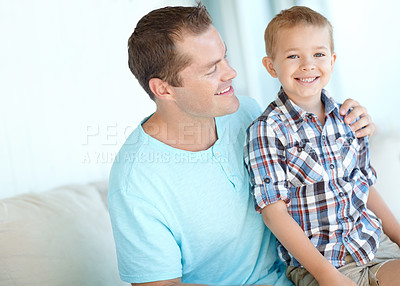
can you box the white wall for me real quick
[2,0,399,200]
[0,0,194,199]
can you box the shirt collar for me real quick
[276,88,342,132]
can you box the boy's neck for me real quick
[291,96,326,126]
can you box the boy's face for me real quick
[263,24,336,106]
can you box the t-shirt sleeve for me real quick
[244,119,290,212]
[108,187,182,283]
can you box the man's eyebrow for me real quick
[204,43,227,69]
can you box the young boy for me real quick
[244,6,400,286]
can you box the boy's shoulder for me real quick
[248,97,287,130]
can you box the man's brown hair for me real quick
[264,6,334,59]
[128,3,212,100]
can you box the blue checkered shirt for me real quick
[244,89,381,268]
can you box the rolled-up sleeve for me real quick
[244,119,290,212]
[357,136,377,186]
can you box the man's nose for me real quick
[221,58,237,81]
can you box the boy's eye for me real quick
[314,53,325,57]
[287,55,298,59]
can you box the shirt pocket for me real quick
[286,142,325,187]
[335,135,360,179]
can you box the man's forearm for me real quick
[131,280,272,286]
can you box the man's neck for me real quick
[142,110,218,152]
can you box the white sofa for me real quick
[0,181,128,286]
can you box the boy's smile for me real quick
[263,24,336,110]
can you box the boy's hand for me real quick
[340,98,375,138]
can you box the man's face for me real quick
[170,25,239,120]
[263,24,336,107]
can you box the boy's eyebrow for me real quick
[284,45,329,53]
[314,45,330,50]
[204,43,227,69]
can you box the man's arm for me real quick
[131,278,273,286]
[367,186,400,246]
[131,281,208,286]
[261,200,356,286]
[340,99,375,138]
[132,278,181,286]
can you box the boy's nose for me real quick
[300,58,316,71]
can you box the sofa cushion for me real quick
[0,184,127,286]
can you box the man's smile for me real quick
[215,85,233,95]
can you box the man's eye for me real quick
[287,55,298,59]
[315,53,325,57]
[207,65,217,75]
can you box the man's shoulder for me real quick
[108,123,156,196]
[236,95,262,120]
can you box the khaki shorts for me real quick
[286,233,400,286]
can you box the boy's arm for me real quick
[262,200,356,286]
[367,186,400,246]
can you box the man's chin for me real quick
[216,94,240,117]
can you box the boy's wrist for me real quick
[310,260,339,283]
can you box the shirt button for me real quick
[264,177,271,184]
[330,164,335,169]
[297,147,303,152]
[307,114,313,119]
[339,192,344,197]
[215,151,220,157]
[322,135,326,141]
[344,237,348,242]
[348,138,353,144]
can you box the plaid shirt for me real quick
[244,89,381,268]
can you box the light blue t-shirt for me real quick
[108,95,292,285]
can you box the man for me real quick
[108,4,374,285]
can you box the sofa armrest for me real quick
[0,183,127,286]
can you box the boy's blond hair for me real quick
[264,6,334,59]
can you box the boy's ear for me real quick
[331,52,337,71]
[262,57,278,78]
[148,78,175,100]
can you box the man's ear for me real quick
[148,78,174,100]
[262,57,278,78]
